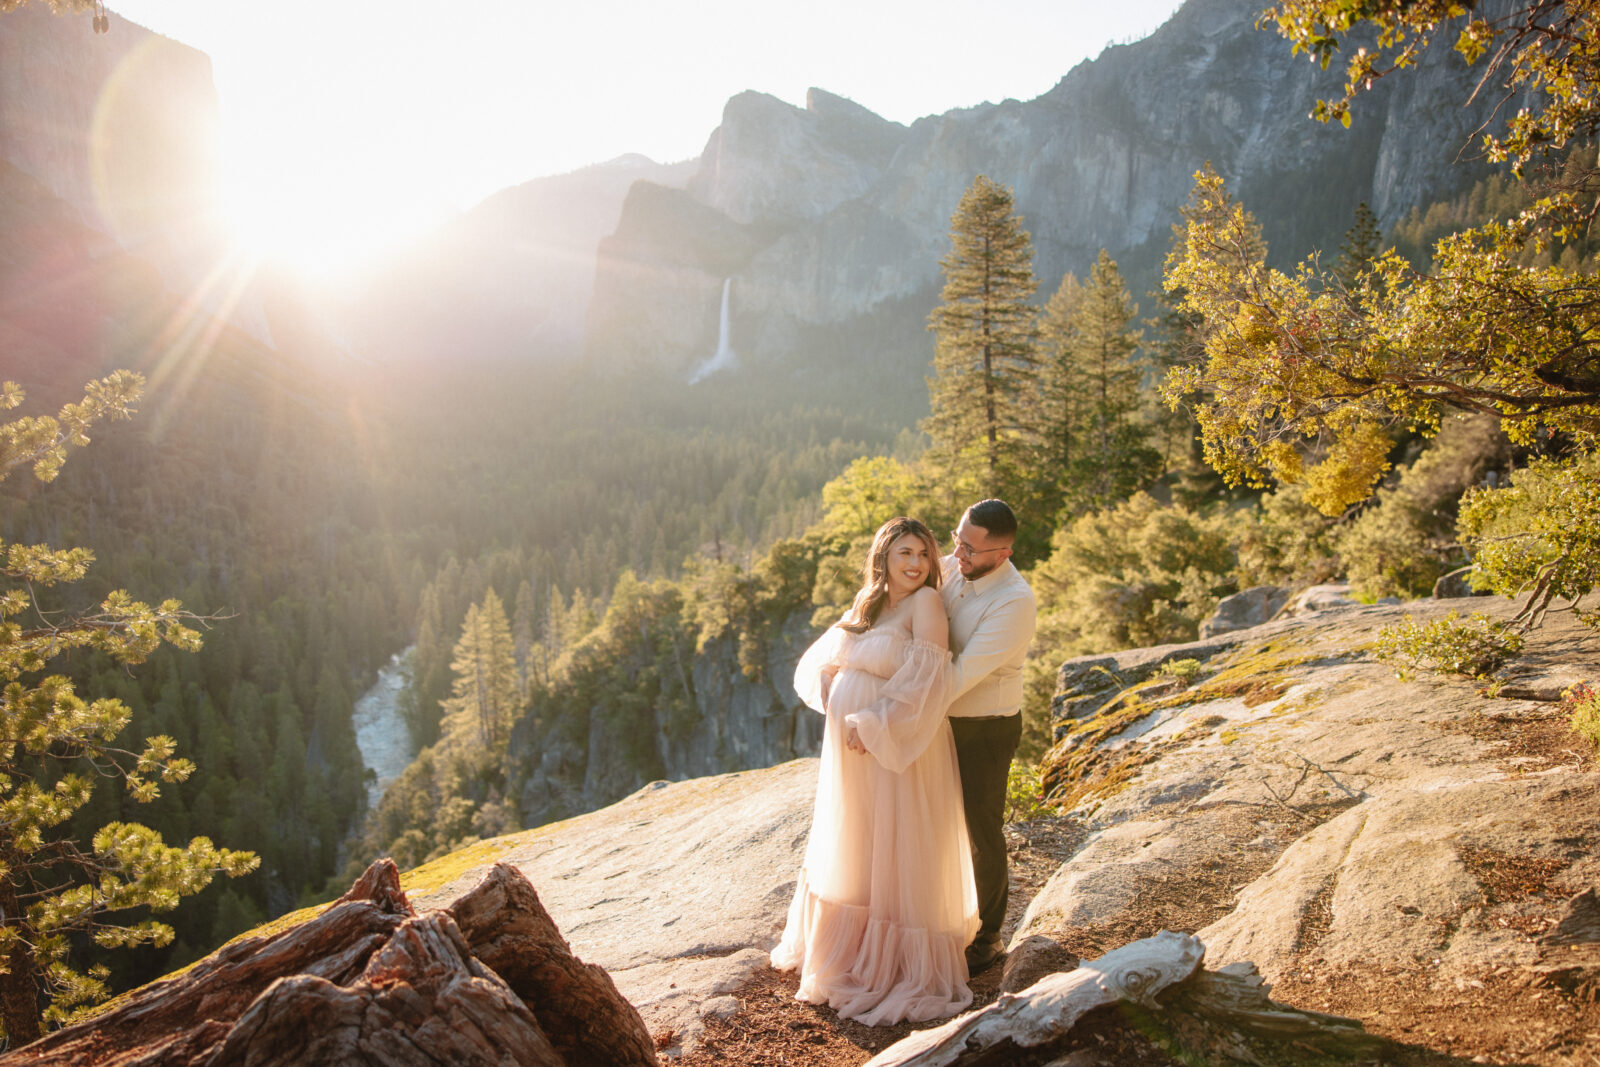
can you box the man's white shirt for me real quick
[939,554,1037,718]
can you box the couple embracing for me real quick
[771,499,1037,1026]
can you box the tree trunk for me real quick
[0,869,40,1048]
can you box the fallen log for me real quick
[866,932,1382,1067]
[1168,960,1384,1053]
[864,930,1206,1067]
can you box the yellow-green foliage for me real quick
[0,375,257,1038]
[1459,453,1600,629]
[1153,658,1203,687]
[1033,493,1239,656]
[1164,165,1600,516]
[1231,484,1341,589]
[1373,611,1525,679]
[1004,761,1052,824]
[1337,415,1511,600]
[1562,684,1600,752]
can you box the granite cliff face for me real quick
[509,612,823,828]
[584,0,1511,387]
[0,5,269,338]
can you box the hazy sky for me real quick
[107,0,1185,275]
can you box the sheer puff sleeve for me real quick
[845,639,953,774]
[793,625,848,713]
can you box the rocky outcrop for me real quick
[82,599,1597,1061]
[0,6,218,253]
[343,154,697,367]
[511,610,822,827]
[408,760,818,1056]
[584,0,1516,382]
[1022,596,1600,1001]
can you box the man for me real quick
[940,498,1036,975]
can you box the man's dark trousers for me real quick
[950,713,1022,942]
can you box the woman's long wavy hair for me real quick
[838,517,941,633]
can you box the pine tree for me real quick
[1037,271,1087,489]
[1065,251,1160,513]
[440,589,518,752]
[1334,201,1383,288]
[512,578,536,695]
[0,373,257,1042]
[924,175,1041,502]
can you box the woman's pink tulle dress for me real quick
[770,622,980,1026]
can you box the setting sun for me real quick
[102,0,1183,280]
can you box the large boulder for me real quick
[1198,584,1290,638]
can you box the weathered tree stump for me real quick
[0,858,657,1066]
[448,862,657,1067]
[203,913,559,1065]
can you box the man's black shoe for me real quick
[965,936,1005,975]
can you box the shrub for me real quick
[1005,760,1052,824]
[1562,684,1600,752]
[1458,452,1600,629]
[1032,493,1239,656]
[1373,611,1525,678]
[1154,658,1204,687]
[1232,485,1341,589]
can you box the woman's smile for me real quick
[886,534,932,597]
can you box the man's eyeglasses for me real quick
[951,532,1007,558]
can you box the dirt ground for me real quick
[673,702,1600,1066]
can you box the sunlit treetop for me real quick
[1163,168,1600,514]
[1267,0,1600,174]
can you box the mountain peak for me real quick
[805,87,902,129]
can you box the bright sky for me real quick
[109,0,1185,278]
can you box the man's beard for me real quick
[960,557,1002,581]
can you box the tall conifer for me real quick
[1038,271,1087,487]
[924,175,1040,503]
[1066,250,1160,513]
[441,589,518,751]
[1334,201,1383,288]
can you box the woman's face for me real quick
[884,532,933,599]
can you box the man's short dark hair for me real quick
[965,499,1017,541]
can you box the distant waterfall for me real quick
[689,278,738,383]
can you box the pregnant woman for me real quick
[770,516,978,1026]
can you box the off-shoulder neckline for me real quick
[841,627,948,655]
